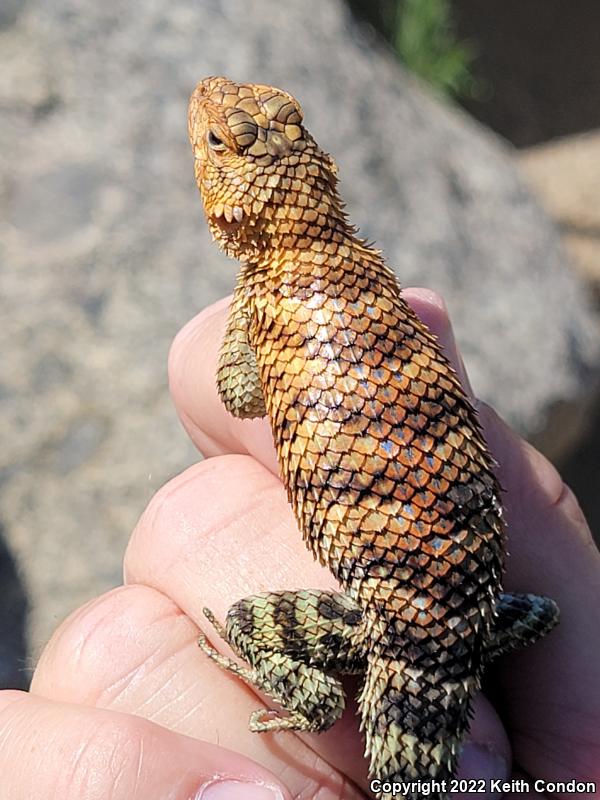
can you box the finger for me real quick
[168,288,472,469]
[0,690,290,800]
[121,457,509,792]
[475,402,600,784]
[32,584,365,800]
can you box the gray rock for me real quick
[1,0,598,671]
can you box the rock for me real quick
[519,132,600,294]
[1,0,599,674]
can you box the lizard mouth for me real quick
[209,203,245,224]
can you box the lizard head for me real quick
[188,76,341,261]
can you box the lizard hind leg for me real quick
[199,609,338,732]
[199,590,365,734]
[486,591,559,662]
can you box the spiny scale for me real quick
[188,77,559,799]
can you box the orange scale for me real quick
[437,376,456,393]
[303,385,322,405]
[310,307,334,325]
[327,469,356,489]
[406,468,430,490]
[318,341,343,360]
[348,471,374,492]
[422,533,453,558]
[432,515,454,533]
[349,317,371,335]
[426,622,446,639]
[376,296,394,313]
[363,399,385,420]
[412,518,432,538]
[305,432,331,453]
[419,368,440,385]
[284,405,303,424]
[355,382,378,401]
[364,304,383,323]
[316,404,348,423]
[374,340,398,359]
[411,351,431,368]
[387,428,414,451]
[290,372,313,392]
[322,433,353,454]
[313,467,333,488]
[367,420,393,440]
[321,390,344,408]
[412,434,436,454]
[412,572,434,592]
[376,385,399,406]
[434,441,453,461]
[368,322,388,338]
[360,454,388,476]
[401,393,420,412]
[352,434,380,455]
[301,321,320,340]
[405,412,430,432]
[441,463,459,483]
[356,509,388,533]
[334,375,358,395]
[418,507,439,525]
[409,379,428,398]
[290,304,313,324]
[389,483,414,503]
[397,446,424,469]
[359,290,376,305]
[443,548,467,567]
[402,363,421,382]
[340,394,365,415]
[341,415,370,435]
[371,477,396,497]
[412,489,437,509]
[356,333,379,352]
[363,349,383,370]
[428,562,452,580]
[451,453,469,471]
[396,320,417,336]
[363,364,388,387]
[316,366,345,388]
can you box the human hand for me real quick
[1,290,598,799]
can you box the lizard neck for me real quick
[207,162,363,269]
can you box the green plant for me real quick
[346,0,482,101]
[393,0,480,99]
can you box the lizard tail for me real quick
[359,653,475,800]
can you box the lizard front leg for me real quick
[199,590,365,733]
[216,281,266,419]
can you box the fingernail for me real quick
[198,778,284,799]
[457,743,509,797]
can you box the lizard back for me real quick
[188,77,557,797]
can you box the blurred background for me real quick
[1,0,599,690]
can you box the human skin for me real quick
[0,290,598,800]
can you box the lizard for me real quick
[187,76,559,799]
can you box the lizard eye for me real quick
[207,130,226,151]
